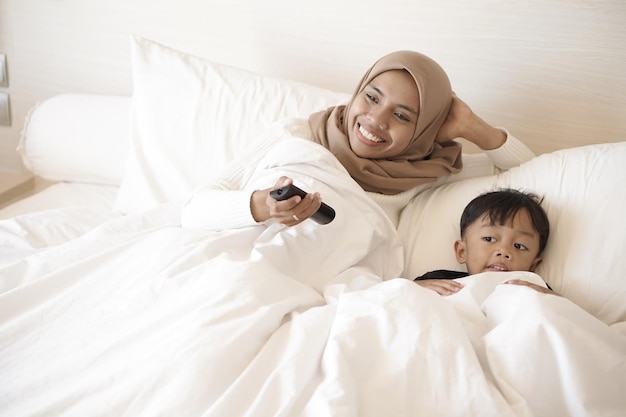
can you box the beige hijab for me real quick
[308,50,462,195]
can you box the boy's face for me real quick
[454,209,543,275]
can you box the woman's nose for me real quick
[368,107,388,128]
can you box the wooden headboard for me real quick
[0,0,624,171]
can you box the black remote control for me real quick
[269,184,336,225]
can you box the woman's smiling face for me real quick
[346,69,420,160]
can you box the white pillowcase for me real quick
[398,141,626,325]
[114,36,350,214]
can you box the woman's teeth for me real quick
[359,125,384,143]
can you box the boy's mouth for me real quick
[486,263,509,272]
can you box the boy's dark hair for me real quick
[460,189,550,255]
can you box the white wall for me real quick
[1,0,625,172]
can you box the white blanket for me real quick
[1,140,624,417]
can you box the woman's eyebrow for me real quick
[370,84,419,115]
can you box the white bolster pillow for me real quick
[19,94,131,185]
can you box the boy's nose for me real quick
[496,249,511,259]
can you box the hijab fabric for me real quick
[308,50,462,195]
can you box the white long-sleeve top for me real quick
[181,118,535,230]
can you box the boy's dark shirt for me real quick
[413,269,553,290]
[414,270,469,281]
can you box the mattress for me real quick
[0,182,119,220]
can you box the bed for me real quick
[1,36,625,417]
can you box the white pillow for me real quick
[114,36,351,214]
[19,94,131,185]
[398,142,626,325]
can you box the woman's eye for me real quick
[395,112,411,122]
[365,93,377,103]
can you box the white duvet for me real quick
[1,140,624,417]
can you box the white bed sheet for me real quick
[1,140,624,417]
[0,182,121,270]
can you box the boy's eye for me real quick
[482,237,495,243]
[514,243,528,251]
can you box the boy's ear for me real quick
[529,257,542,272]
[454,240,466,264]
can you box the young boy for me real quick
[414,188,557,296]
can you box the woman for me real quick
[181,50,535,230]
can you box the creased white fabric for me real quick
[1,141,624,417]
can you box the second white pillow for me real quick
[115,36,350,215]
